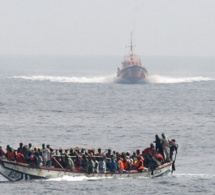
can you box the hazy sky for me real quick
[0,0,215,56]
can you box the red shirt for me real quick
[16,153,24,163]
[142,147,156,157]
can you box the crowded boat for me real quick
[0,133,178,181]
[0,133,177,173]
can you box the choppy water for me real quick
[0,56,215,194]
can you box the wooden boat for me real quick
[0,158,173,182]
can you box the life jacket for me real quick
[118,159,124,170]
[16,153,24,163]
[156,153,164,162]
[123,160,129,170]
[136,159,144,171]
[8,151,16,161]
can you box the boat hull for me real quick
[0,159,172,181]
[117,65,147,83]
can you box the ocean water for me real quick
[0,56,215,194]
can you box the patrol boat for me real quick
[0,148,176,182]
[117,35,148,83]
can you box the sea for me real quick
[0,55,215,194]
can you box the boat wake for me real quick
[173,173,215,178]
[12,75,214,84]
[46,175,111,181]
[145,75,214,84]
[12,75,116,83]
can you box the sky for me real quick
[0,0,215,56]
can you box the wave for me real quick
[12,75,214,84]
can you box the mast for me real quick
[129,32,134,60]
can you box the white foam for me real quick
[12,75,214,84]
[12,75,115,83]
[46,175,110,181]
[145,75,214,84]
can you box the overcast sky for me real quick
[0,0,215,56]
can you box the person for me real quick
[170,139,178,161]
[25,151,36,166]
[95,148,104,157]
[0,146,5,158]
[117,157,124,173]
[122,157,131,171]
[142,143,156,159]
[82,155,89,173]
[93,157,99,173]
[40,144,50,166]
[28,143,34,153]
[154,134,164,158]
[7,147,16,161]
[136,156,144,172]
[46,144,52,167]
[88,156,95,174]
[105,149,111,170]
[99,157,106,173]
[74,156,82,171]
[136,149,141,156]
[65,154,74,171]
[25,151,33,164]
[17,142,24,153]
[35,152,43,167]
[106,149,112,158]
[161,133,171,162]
[22,145,29,161]
[109,156,117,173]
[155,153,164,164]
[16,151,25,163]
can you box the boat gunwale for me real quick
[0,158,172,175]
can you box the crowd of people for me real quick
[0,133,177,174]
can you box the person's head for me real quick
[108,149,111,154]
[171,139,176,145]
[98,148,101,153]
[46,144,50,149]
[8,147,12,152]
[161,133,165,138]
[19,142,23,147]
[29,143,32,148]
[150,143,155,148]
[136,149,140,154]
[42,144,45,149]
